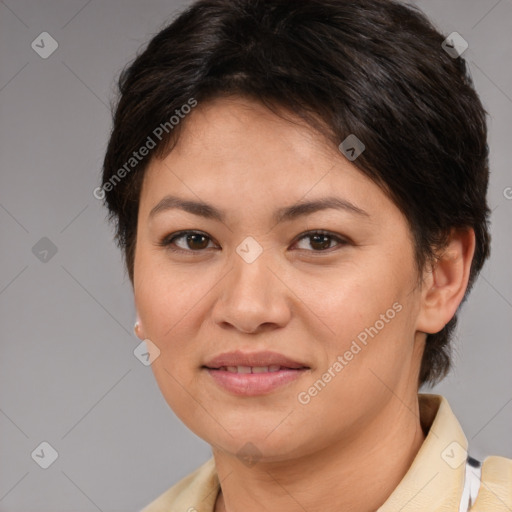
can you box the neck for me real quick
[214,394,426,512]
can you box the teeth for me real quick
[251,366,268,373]
[219,365,284,373]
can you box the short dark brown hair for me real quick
[101,0,491,387]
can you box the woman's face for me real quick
[134,96,426,461]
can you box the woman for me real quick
[100,0,512,510]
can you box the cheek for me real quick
[294,304,415,441]
[134,247,208,340]
[134,263,204,418]
[289,260,404,348]
[297,256,417,390]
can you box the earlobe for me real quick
[416,228,476,334]
[134,314,145,340]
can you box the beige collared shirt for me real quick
[141,394,512,512]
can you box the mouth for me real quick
[205,365,305,373]
[203,350,309,370]
[202,351,310,396]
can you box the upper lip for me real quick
[203,350,309,369]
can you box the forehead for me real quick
[138,96,397,226]
[169,96,335,167]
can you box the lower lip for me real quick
[204,368,308,396]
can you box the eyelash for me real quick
[158,230,349,255]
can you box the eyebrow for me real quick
[148,194,369,224]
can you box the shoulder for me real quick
[470,455,512,511]
[140,458,218,512]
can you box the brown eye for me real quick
[160,231,216,252]
[183,233,209,250]
[309,233,332,250]
[293,231,347,252]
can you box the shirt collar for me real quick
[377,393,468,512]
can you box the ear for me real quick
[416,228,476,334]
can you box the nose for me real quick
[211,247,292,334]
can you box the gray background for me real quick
[0,0,511,510]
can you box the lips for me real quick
[202,351,310,396]
[203,350,309,370]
